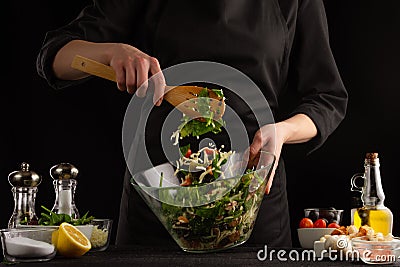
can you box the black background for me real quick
[2,0,399,248]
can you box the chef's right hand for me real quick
[108,44,166,106]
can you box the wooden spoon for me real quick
[71,55,225,120]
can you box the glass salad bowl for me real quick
[130,150,275,253]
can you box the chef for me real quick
[36,0,347,247]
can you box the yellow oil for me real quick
[354,207,393,235]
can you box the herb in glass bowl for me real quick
[36,206,94,226]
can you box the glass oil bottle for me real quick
[351,153,393,235]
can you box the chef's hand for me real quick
[108,44,166,106]
[53,40,166,106]
[248,123,283,194]
[248,114,318,194]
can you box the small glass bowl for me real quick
[0,228,57,263]
[351,237,400,265]
[89,219,113,251]
[304,208,344,225]
[17,224,94,240]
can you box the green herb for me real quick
[198,88,209,98]
[37,206,94,226]
[211,89,224,98]
[159,172,164,187]
[179,117,225,138]
[178,88,226,138]
[19,216,29,225]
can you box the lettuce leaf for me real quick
[178,88,225,138]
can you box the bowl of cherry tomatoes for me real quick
[297,208,343,248]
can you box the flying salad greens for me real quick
[170,88,225,144]
[146,87,270,251]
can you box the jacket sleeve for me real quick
[287,0,348,153]
[36,0,141,90]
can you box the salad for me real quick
[170,88,225,144]
[151,87,270,251]
[159,164,267,251]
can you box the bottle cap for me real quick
[365,152,379,165]
[8,162,42,187]
[50,163,79,180]
[366,153,378,159]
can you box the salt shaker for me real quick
[50,163,80,219]
[8,162,42,228]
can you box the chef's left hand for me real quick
[248,123,285,194]
[248,114,318,194]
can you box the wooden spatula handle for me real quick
[71,55,175,91]
[70,55,225,120]
[71,55,117,82]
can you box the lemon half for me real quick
[53,222,91,257]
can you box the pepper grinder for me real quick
[8,162,42,228]
[50,163,80,219]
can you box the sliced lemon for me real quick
[51,229,59,249]
[56,222,91,257]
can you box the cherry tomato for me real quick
[185,149,192,158]
[299,218,314,228]
[314,218,327,228]
[327,222,341,229]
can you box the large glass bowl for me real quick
[130,151,275,253]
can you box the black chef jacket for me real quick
[37,0,348,248]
